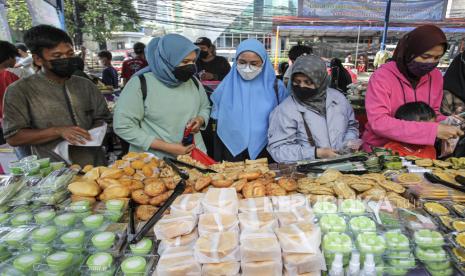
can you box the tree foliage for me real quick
[5,0,32,32]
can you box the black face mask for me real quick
[199,51,209,59]
[173,64,196,82]
[293,85,319,102]
[48,57,82,78]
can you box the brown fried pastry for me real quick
[144,179,167,197]
[123,166,136,176]
[360,187,386,201]
[333,181,356,199]
[304,185,334,195]
[162,177,178,190]
[238,170,262,181]
[231,179,247,192]
[128,180,144,191]
[82,165,94,173]
[136,205,157,221]
[386,192,412,209]
[278,177,297,192]
[150,191,173,206]
[306,194,336,205]
[160,166,175,178]
[243,181,266,198]
[195,176,212,191]
[378,180,406,194]
[350,182,374,192]
[361,173,385,183]
[265,183,287,196]
[132,189,150,205]
[316,169,342,184]
[415,158,433,167]
[212,179,234,188]
[397,173,423,184]
[97,178,121,189]
[130,160,145,170]
[433,160,452,168]
[118,178,133,187]
[101,185,130,200]
[143,177,160,185]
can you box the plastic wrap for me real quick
[275,223,321,254]
[154,213,198,240]
[240,230,281,262]
[198,213,239,236]
[156,246,201,276]
[283,251,326,276]
[170,193,204,215]
[201,262,240,276]
[239,197,273,213]
[271,194,308,212]
[158,229,198,254]
[238,212,277,232]
[241,259,283,276]
[276,206,315,227]
[194,231,240,263]
[202,188,238,214]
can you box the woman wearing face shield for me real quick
[211,39,289,162]
[267,55,360,163]
[113,34,211,158]
[362,25,464,151]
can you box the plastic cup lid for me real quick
[63,230,84,239]
[94,232,115,242]
[122,256,146,270]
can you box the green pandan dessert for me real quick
[356,232,386,255]
[313,201,338,216]
[349,216,376,234]
[414,229,444,248]
[385,231,410,251]
[319,214,347,233]
[340,199,366,216]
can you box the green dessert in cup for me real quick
[349,216,376,234]
[415,247,447,262]
[10,213,32,226]
[323,232,353,265]
[34,210,56,224]
[340,199,366,216]
[13,252,42,273]
[86,252,115,276]
[121,256,147,275]
[129,238,153,255]
[54,213,76,228]
[83,214,105,229]
[32,226,57,243]
[385,231,410,251]
[320,214,347,233]
[313,201,338,216]
[92,232,116,251]
[356,232,386,255]
[46,251,74,271]
[414,229,444,248]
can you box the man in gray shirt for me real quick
[3,25,111,167]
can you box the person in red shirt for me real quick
[0,41,22,144]
[384,101,438,159]
[121,42,147,85]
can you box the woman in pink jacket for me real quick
[363,25,463,152]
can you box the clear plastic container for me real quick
[116,254,158,276]
[87,228,127,257]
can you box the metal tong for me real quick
[424,172,465,193]
[165,157,217,174]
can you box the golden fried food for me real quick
[195,176,212,191]
[123,152,139,160]
[424,202,449,216]
[71,195,96,204]
[144,180,166,197]
[456,232,465,248]
[333,181,356,199]
[316,169,342,184]
[303,185,334,195]
[361,173,385,183]
[136,205,157,221]
[433,160,452,168]
[223,172,239,181]
[453,248,465,262]
[238,170,262,181]
[277,177,297,192]
[70,164,82,171]
[201,185,211,193]
[212,179,233,188]
[231,179,247,192]
[160,166,175,178]
[434,172,459,185]
[133,171,145,180]
[118,178,133,187]
[378,180,406,194]
[123,166,136,176]
[297,177,317,187]
[397,173,423,184]
[148,158,160,169]
[150,191,173,206]
[386,192,412,209]
[68,181,101,197]
[162,178,178,190]
[100,168,124,179]
[101,185,130,200]
[453,220,465,232]
[128,180,144,191]
[131,189,150,205]
[142,165,154,177]
[143,177,160,185]
[264,171,277,179]
[82,165,94,173]
[439,216,454,229]
[183,185,194,194]
[415,158,433,167]
[97,178,121,189]
[453,204,465,215]
[242,181,266,198]
[83,168,100,181]
[350,182,374,192]
[113,160,128,169]
[360,187,386,201]
[306,194,336,205]
[131,160,145,170]
[405,155,420,161]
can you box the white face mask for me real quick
[237,63,262,80]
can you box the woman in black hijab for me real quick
[442,52,465,115]
[329,58,352,93]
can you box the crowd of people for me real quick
[0,23,464,167]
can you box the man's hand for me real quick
[200,72,215,81]
[316,148,339,159]
[187,116,205,133]
[55,126,91,145]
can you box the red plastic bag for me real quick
[182,125,217,166]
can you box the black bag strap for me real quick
[62,85,79,126]
[273,78,279,104]
[139,74,200,103]
[299,112,315,146]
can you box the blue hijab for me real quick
[212,39,287,159]
[136,34,199,87]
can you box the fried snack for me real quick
[433,160,452,168]
[456,232,465,248]
[243,181,266,198]
[118,178,132,186]
[100,168,124,179]
[333,181,356,199]
[415,158,433,167]
[145,180,167,197]
[82,165,94,173]
[297,177,317,186]
[434,172,459,185]
[150,191,173,206]
[265,183,287,196]
[128,180,144,191]
[306,195,336,205]
[304,185,334,196]
[439,216,454,229]
[136,205,157,221]
[143,177,160,184]
[130,160,145,170]
[122,166,135,176]
[163,178,179,190]
[340,175,362,185]
[68,181,101,197]
[183,185,194,194]
[424,202,449,216]
[123,152,139,161]
[386,192,412,209]
[195,176,212,191]
[201,185,211,193]
[148,158,160,169]
[71,195,96,204]
[231,179,247,192]
[453,220,465,232]
[141,165,154,177]
[83,168,100,181]
[453,204,465,215]
[224,172,239,182]
[360,187,386,201]
[278,177,298,192]
[212,179,234,188]
[101,185,130,200]
[133,171,146,181]
[397,173,423,184]
[132,189,150,205]
[160,166,175,178]
[350,182,374,192]
[405,155,420,161]
[70,164,82,171]
[97,178,121,189]
[361,173,385,183]
[316,169,342,184]
[238,170,262,181]
[378,180,406,194]
[245,158,268,165]
[453,248,465,262]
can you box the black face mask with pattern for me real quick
[172,64,197,82]
[292,85,319,102]
[48,57,82,78]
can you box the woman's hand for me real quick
[187,116,205,133]
[316,148,339,159]
[151,139,195,156]
[437,124,464,140]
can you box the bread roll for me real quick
[171,193,204,215]
[202,188,238,214]
[240,231,281,262]
[68,181,101,197]
[158,229,198,254]
[101,185,130,200]
[238,212,277,232]
[239,197,273,213]
[275,223,321,254]
[100,168,123,179]
[194,231,239,263]
[70,195,96,204]
[284,269,321,276]
[276,206,315,227]
[283,252,325,275]
[198,213,238,236]
[154,213,197,240]
[201,262,240,276]
[241,259,283,276]
[156,246,201,276]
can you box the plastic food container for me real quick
[319,214,347,233]
[84,252,116,276]
[83,214,105,229]
[129,238,154,256]
[31,226,57,243]
[54,213,77,228]
[34,209,56,225]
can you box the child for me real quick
[97,50,118,89]
[384,101,437,159]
